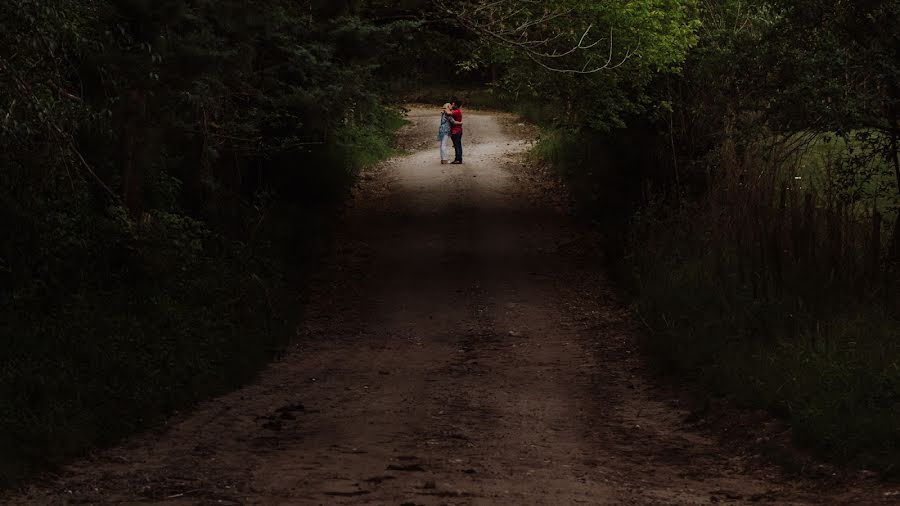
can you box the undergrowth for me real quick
[531,126,900,473]
[632,201,900,471]
[0,105,406,487]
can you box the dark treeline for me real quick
[635,0,900,471]
[514,1,900,470]
[2,0,898,485]
[0,0,465,484]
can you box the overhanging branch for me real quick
[439,0,638,74]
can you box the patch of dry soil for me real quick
[6,108,895,505]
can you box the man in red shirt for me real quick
[449,98,464,164]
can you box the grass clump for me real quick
[531,125,900,472]
[628,149,900,471]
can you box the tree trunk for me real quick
[891,128,900,260]
[120,90,147,219]
[870,209,882,280]
[891,128,900,202]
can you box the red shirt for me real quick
[451,108,463,135]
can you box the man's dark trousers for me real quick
[451,133,463,163]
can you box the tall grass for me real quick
[336,105,409,167]
[528,121,899,470]
[630,135,900,470]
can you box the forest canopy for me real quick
[2,0,899,486]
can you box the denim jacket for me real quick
[438,112,452,140]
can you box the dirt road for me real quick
[8,109,892,505]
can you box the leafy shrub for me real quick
[628,143,900,470]
[0,0,411,486]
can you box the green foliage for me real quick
[616,0,900,471]
[336,105,409,168]
[456,0,700,130]
[528,0,900,472]
[664,0,900,200]
[794,131,900,216]
[0,0,412,486]
[0,237,289,478]
[630,193,900,468]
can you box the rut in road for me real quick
[8,108,889,505]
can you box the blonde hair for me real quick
[442,103,452,112]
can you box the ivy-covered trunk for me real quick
[892,126,900,202]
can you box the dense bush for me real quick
[630,153,900,467]
[525,0,900,470]
[5,0,896,485]
[0,0,411,484]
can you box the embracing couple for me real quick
[438,98,463,165]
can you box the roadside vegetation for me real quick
[521,1,900,471]
[0,0,410,485]
[3,0,897,487]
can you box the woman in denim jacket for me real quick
[438,103,459,164]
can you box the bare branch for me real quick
[439,0,637,74]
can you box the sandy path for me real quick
[6,108,892,505]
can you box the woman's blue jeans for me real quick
[439,133,450,161]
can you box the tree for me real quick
[765,0,900,196]
[440,0,701,130]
